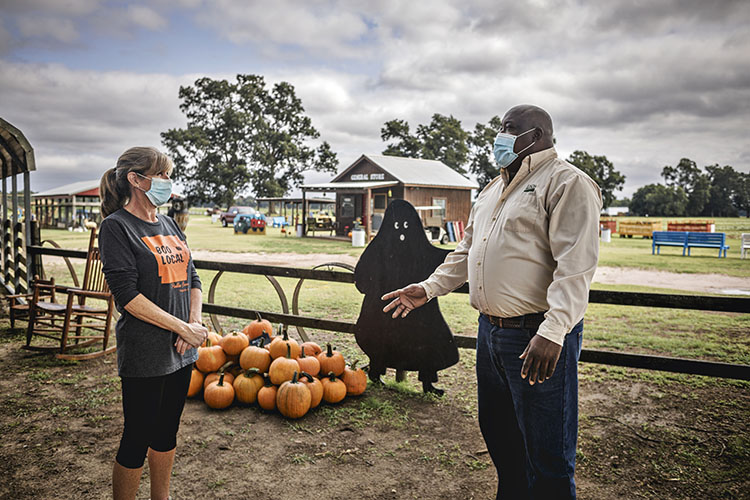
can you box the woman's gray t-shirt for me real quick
[99,209,201,377]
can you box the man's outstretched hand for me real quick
[519,335,563,385]
[381,284,428,319]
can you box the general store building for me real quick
[302,154,478,239]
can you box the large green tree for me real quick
[630,184,688,216]
[732,172,750,217]
[381,113,469,173]
[661,158,710,216]
[161,74,338,208]
[567,151,626,209]
[704,164,740,217]
[467,115,502,191]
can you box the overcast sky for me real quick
[1,0,749,199]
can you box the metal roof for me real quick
[32,179,101,198]
[332,154,478,189]
[0,117,36,178]
[303,181,399,191]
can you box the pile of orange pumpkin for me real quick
[187,317,367,419]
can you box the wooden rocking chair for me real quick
[3,276,57,329]
[25,227,117,360]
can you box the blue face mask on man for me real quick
[136,173,173,207]
[493,128,537,169]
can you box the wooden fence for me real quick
[26,245,750,381]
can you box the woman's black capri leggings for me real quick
[116,363,193,469]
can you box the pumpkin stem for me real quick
[219,361,234,373]
[258,337,266,349]
[300,371,313,383]
[245,367,260,377]
[255,311,262,322]
[327,371,337,381]
[217,372,225,386]
[285,343,292,359]
[350,360,359,370]
[326,343,333,357]
[291,371,299,384]
[262,374,273,387]
[282,326,290,341]
[300,346,306,358]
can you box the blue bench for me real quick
[686,232,729,258]
[271,216,289,227]
[652,231,688,255]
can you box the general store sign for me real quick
[350,173,385,181]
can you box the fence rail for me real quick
[27,245,750,381]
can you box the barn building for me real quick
[302,154,478,239]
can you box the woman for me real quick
[99,146,208,500]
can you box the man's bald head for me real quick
[499,105,555,172]
[502,104,554,141]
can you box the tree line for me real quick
[629,159,750,217]
[161,74,746,217]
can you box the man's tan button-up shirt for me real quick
[420,147,602,345]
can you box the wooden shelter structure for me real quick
[257,196,335,227]
[302,154,478,240]
[0,117,35,295]
[32,179,101,229]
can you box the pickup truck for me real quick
[219,206,254,227]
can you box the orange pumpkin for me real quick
[187,368,204,397]
[204,372,235,409]
[276,372,312,419]
[268,327,300,360]
[233,368,265,404]
[196,339,227,373]
[221,331,249,356]
[300,341,322,356]
[204,370,235,389]
[243,313,273,340]
[257,377,278,411]
[296,346,320,377]
[239,337,272,373]
[321,372,346,404]
[317,343,345,377]
[341,360,367,396]
[300,372,323,408]
[269,344,299,385]
[201,331,223,347]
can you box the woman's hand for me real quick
[176,321,208,350]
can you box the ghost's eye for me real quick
[404,221,409,229]
[394,222,399,229]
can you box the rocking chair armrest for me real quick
[3,293,33,300]
[67,288,112,300]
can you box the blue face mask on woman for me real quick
[136,173,173,207]
[493,128,537,169]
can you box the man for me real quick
[382,104,602,499]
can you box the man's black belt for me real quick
[487,312,547,329]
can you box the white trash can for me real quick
[296,224,304,237]
[211,214,219,224]
[601,227,611,243]
[352,228,366,247]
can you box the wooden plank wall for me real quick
[402,187,472,225]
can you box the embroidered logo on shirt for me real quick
[523,184,536,193]
[141,235,190,286]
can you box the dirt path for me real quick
[190,251,749,295]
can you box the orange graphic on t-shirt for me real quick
[141,234,191,285]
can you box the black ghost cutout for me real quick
[354,200,459,394]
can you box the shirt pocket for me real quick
[502,191,542,233]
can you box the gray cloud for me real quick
[0,0,747,198]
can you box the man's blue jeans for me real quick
[476,314,583,500]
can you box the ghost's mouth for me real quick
[399,234,405,241]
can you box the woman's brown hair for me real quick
[99,147,174,218]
